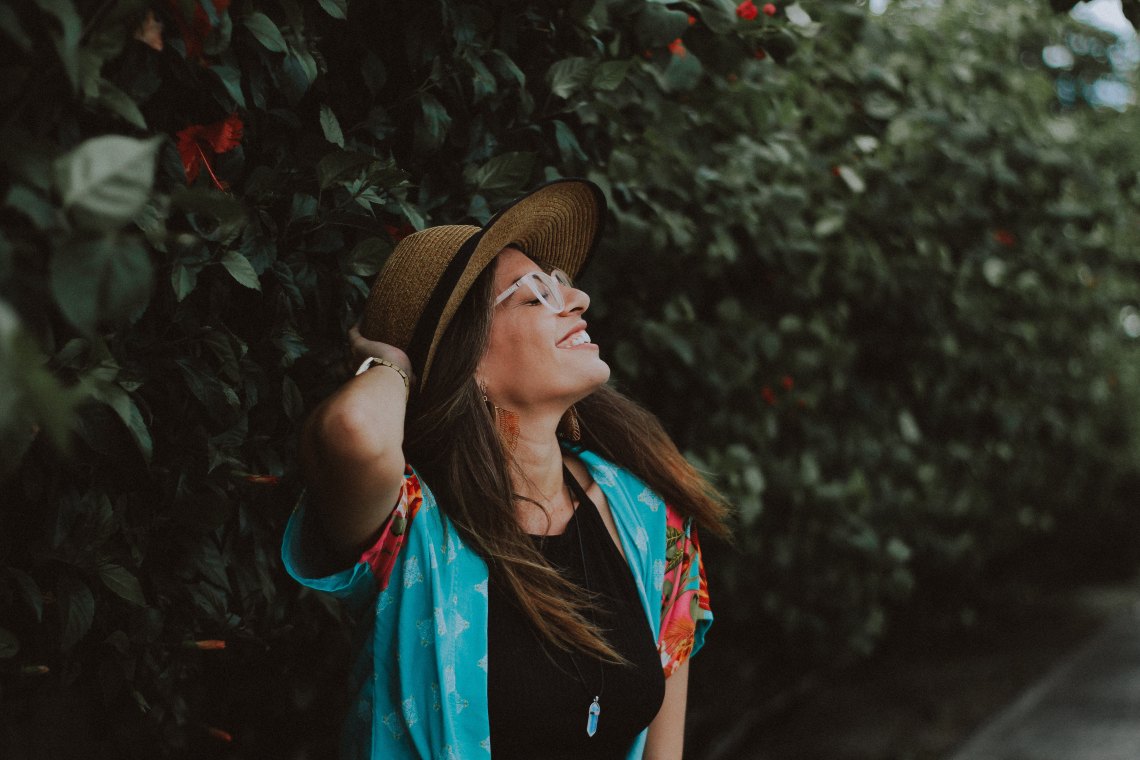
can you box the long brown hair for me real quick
[403,260,731,663]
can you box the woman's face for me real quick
[477,247,610,413]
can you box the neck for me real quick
[508,408,567,503]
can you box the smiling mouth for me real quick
[558,330,592,348]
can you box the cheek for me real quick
[481,320,541,386]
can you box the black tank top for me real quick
[487,467,666,759]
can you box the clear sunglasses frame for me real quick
[493,269,574,313]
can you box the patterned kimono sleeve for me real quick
[357,465,424,590]
[281,466,425,607]
[657,504,713,678]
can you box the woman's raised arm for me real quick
[299,325,413,565]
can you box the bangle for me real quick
[355,357,410,399]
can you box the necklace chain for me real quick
[561,465,605,737]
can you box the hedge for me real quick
[2,0,1139,756]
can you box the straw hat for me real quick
[359,178,607,388]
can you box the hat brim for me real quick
[418,179,607,385]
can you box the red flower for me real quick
[134,10,164,52]
[384,222,415,243]
[206,727,233,743]
[186,639,227,650]
[781,375,794,390]
[754,49,767,60]
[244,474,280,485]
[176,114,244,189]
[761,385,776,406]
[668,38,687,57]
[736,0,759,20]
[763,2,778,16]
[687,15,697,25]
[993,229,1016,247]
[168,0,231,62]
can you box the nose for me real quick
[560,284,589,315]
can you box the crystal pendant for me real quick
[586,697,601,737]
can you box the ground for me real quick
[686,581,1140,760]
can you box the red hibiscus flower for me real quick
[668,38,687,57]
[736,0,759,20]
[993,229,1016,247]
[167,0,231,62]
[763,2,778,16]
[384,222,415,243]
[176,113,244,189]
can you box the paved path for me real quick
[947,601,1140,760]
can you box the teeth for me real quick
[563,330,591,347]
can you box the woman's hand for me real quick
[347,323,415,384]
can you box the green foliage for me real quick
[1,0,1139,755]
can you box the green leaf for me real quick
[285,45,318,92]
[90,382,154,462]
[98,564,146,606]
[699,0,739,33]
[317,0,347,19]
[210,64,246,108]
[634,5,691,47]
[244,11,287,52]
[57,575,94,651]
[35,0,82,89]
[593,60,632,91]
[5,185,56,229]
[348,237,391,277]
[221,250,261,291]
[9,568,43,622]
[663,50,703,92]
[320,104,345,148]
[553,121,587,162]
[53,135,162,231]
[418,94,451,150]
[97,80,147,129]
[171,187,246,243]
[282,375,304,422]
[836,165,866,193]
[0,628,17,659]
[898,410,922,443]
[469,152,535,193]
[171,263,198,302]
[885,537,913,564]
[785,3,813,27]
[397,199,426,231]
[0,5,33,52]
[813,215,845,238]
[50,238,153,332]
[317,150,373,189]
[361,52,387,95]
[546,57,594,99]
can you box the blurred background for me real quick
[2,0,1139,758]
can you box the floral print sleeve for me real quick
[658,504,712,678]
[359,465,425,591]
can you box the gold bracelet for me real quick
[355,357,410,400]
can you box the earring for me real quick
[558,405,581,442]
[481,383,519,452]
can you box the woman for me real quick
[283,179,730,759]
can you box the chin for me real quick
[584,359,611,390]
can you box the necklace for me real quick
[561,465,606,738]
